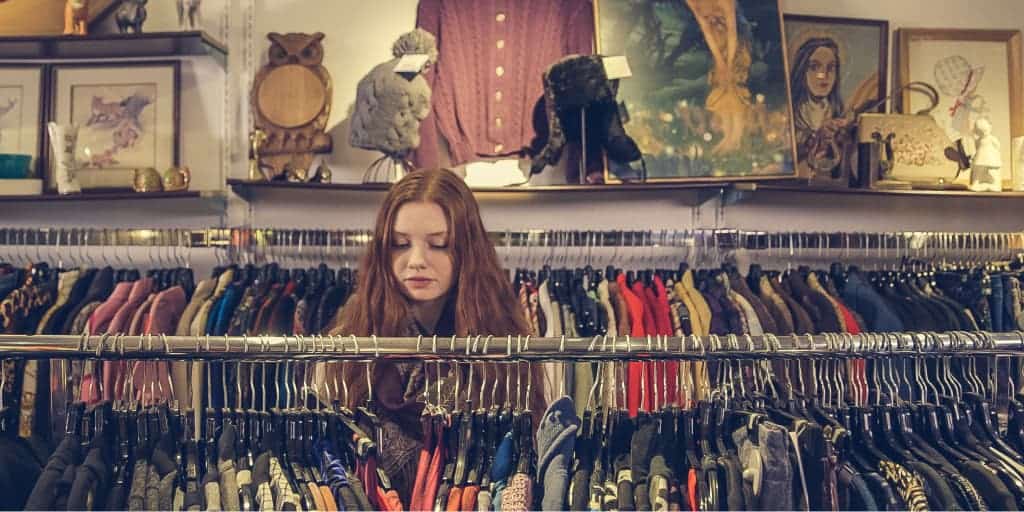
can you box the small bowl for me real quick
[0,154,32,179]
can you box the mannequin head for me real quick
[333,169,529,337]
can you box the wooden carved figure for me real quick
[64,0,88,35]
[115,0,147,33]
[250,32,333,179]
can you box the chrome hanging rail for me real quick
[1,227,1022,254]
[0,331,1019,361]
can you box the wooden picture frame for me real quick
[596,0,797,184]
[0,64,47,180]
[47,61,180,191]
[897,28,1023,189]
[784,15,889,188]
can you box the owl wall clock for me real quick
[250,31,333,181]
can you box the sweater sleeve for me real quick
[566,0,596,55]
[413,0,445,168]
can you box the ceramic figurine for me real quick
[970,118,1003,192]
[63,0,88,35]
[162,166,191,191]
[176,0,201,30]
[132,167,163,192]
[47,122,82,195]
[114,0,147,34]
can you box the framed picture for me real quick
[596,0,796,183]
[784,15,888,188]
[0,65,46,178]
[48,61,180,190]
[898,29,1023,189]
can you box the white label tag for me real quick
[603,55,633,79]
[394,54,430,73]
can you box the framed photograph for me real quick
[596,0,796,183]
[0,65,46,178]
[898,29,1023,189]
[48,61,180,190]
[784,15,888,187]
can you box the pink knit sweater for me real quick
[413,0,595,168]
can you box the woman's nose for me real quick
[407,245,428,269]
[816,72,827,79]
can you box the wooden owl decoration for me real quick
[250,32,333,180]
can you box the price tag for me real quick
[394,54,431,74]
[602,55,633,79]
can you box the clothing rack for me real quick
[1,226,1023,254]
[0,332,1021,361]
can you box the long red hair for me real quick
[330,169,542,412]
[332,168,529,336]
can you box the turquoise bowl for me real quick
[0,154,31,179]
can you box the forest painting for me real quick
[598,0,795,181]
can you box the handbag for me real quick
[855,81,969,189]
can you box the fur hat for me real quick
[530,54,642,176]
[349,29,437,156]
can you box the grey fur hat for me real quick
[349,29,437,156]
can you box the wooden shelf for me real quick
[227,178,732,200]
[0,190,205,203]
[0,31,227,66]
[753,183,1024,199]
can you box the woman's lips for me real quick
[405,277,433,289]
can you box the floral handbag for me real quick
[856,81,969,189]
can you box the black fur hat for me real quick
[529,54,642,176]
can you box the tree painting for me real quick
[599,0,795,179]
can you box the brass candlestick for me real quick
[248,129,268,181]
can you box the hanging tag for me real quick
[602,55,633,80]
[394,54,431,74]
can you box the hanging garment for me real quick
[536,397,579,511]
[412,0,594,168]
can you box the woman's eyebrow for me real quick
[393,231,448,237]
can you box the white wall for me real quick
[8,0,1024,251]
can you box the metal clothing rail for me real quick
[1,227,1023,254]
[0,332,1021,361]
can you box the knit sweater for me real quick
[413,0,595,168]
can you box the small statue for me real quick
[114,0,147,34]
[162,166,191,191]
[248,129,268,181]
[176,0,201,30]
[63,0,88,35]
[970,118,1003,192]
[47,122,82,195]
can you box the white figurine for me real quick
[176,0,200,30]
[970,118,1002,192]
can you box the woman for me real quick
[329,168,537,505]
[790,37,851,178]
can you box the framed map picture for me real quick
[48,61,179,190]
[0,65,46,178]
[596,0,796,182]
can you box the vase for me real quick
[47,122,81,195]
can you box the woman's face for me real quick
[806,46,837,98]
[390,201,454,304]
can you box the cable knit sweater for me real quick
[413,0,595,168]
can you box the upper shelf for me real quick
[0,31,227,66]
[226,178,732,204]
[748,183,1024,199]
